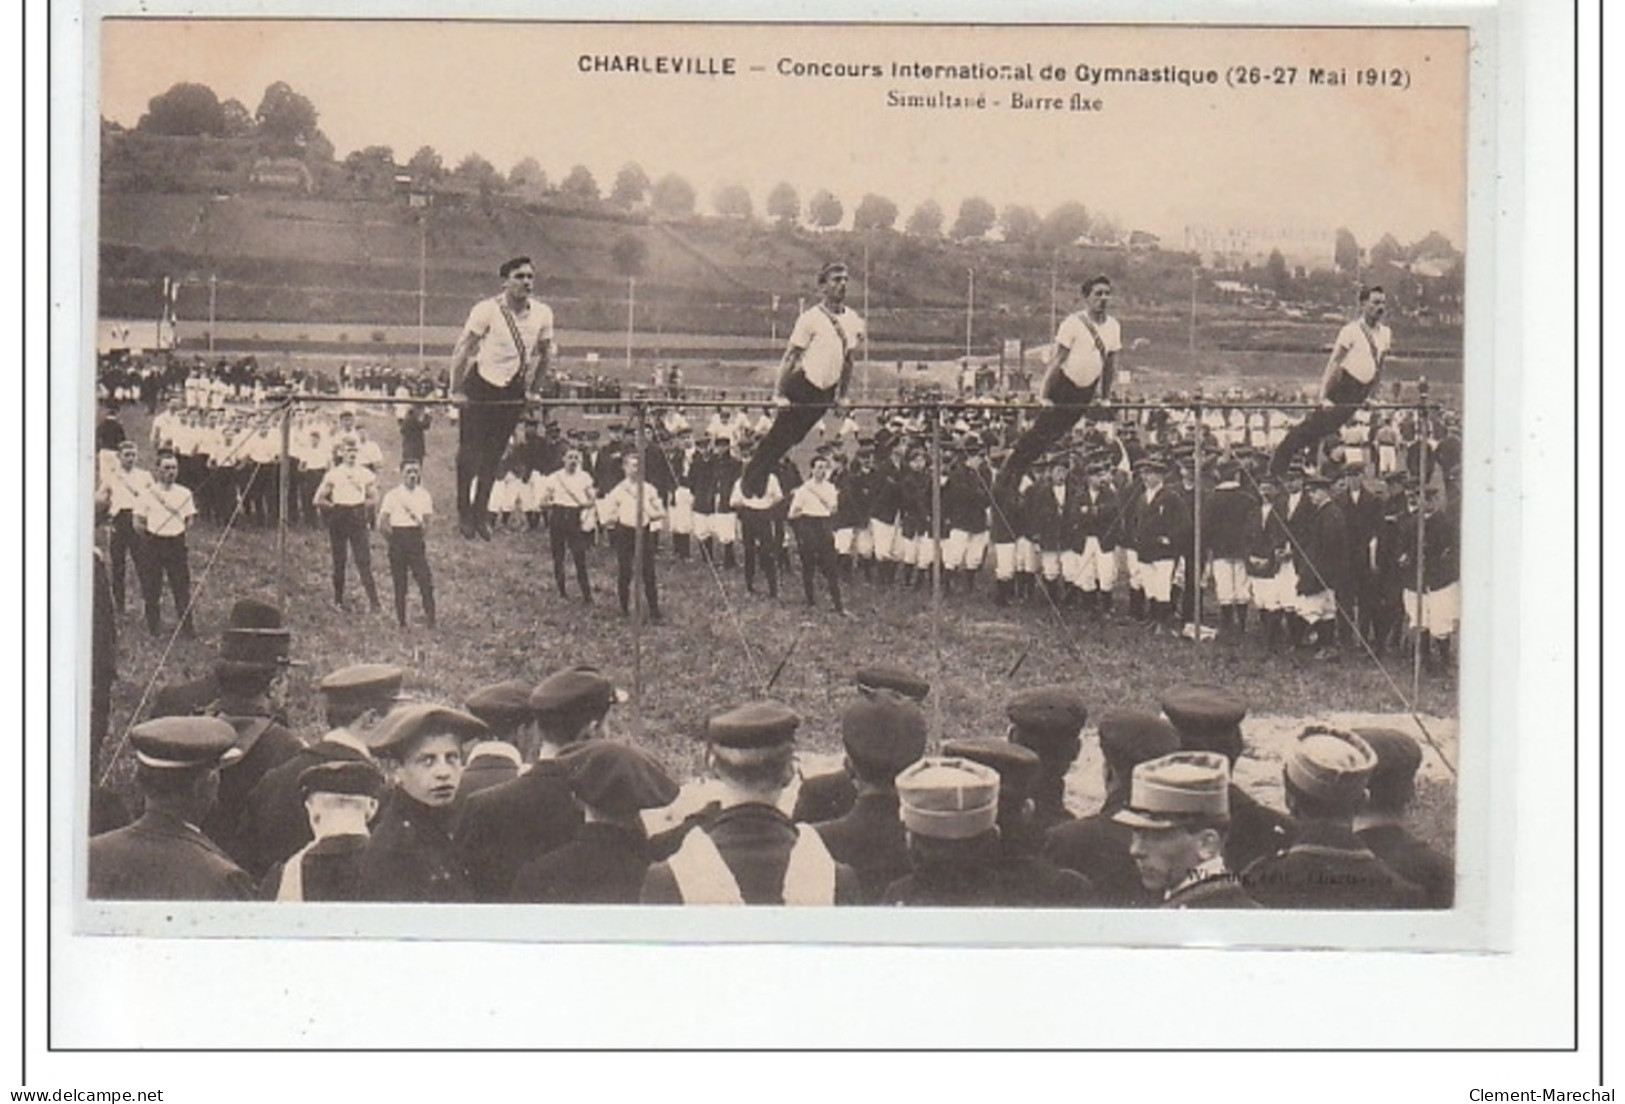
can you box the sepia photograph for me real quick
[71,15,1487,945]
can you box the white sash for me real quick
[666,824,836,906]
[275,841,316,903]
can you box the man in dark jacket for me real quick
[1160,684,1296,874]
[454,666,626,902]
[1241,727,1427,909]
[1294,472,1349,659]
[1115,751,1258,908]
[881,757,1006,906]
[358,703,488,902]
[1005,684,1090,831]
[1045,710,1181,907]
[89,717,255,901]
[260,759,387,902]
[792,664,931,825]
[1352,727,1454,908]
[812,688,928,903]
[510,741,679,904]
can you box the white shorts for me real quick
[1212,559,1251,605]
[945,530,987,571]
[1295,588,1338,623]
[1249,571,1289,611]
[853,526,875,558]
[1073,537,1118,592]
[1403,583,1461,636]
[1378,445,1400,474]
[1014,537,1039,574]
[1124,547,1141,589]
[707,511,737,544]
[870,519,897,562]
[670,487,695,535]
[914,535,938,569]
[520,474,548,512]
[834,526,854,555]
[1039,549,1064,581]
[489,481,520,513]
[1140,558,1175,603]
[993,542,1016,581]
[894,533,917,564]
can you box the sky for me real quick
[98,19,1469,248]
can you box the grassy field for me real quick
[95,402,1459,856]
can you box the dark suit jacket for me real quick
[1132,486,1190,562]
[641,803,861,905]
[88,808,255,901]
[813,792,910,904]
[1357,823,1455,908]
[1044,795,1160,908]
[454,759,582,903]
[509,822,654,904]
[259,833,369,902]
[1225,786,1297,875]
[1241,822,1427,909]
[358,793,473,903]
[1165,872,1260,909]
[234,738,371,879]
[202,711,306,870]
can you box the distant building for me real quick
[1127,229,1161,252]
[248,157,315,194]
[1183,224,1335,272]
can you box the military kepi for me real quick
[1112,751,1232,829]
[896,757,1000,840]
[705,701,800,748]
[129,717,239,770]
[1284,726,1378,802]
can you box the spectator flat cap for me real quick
[130,716,239,770]
[1005,685,1089,740]
[464,680,536,734]
[1097,710,1182,771]
[561,741,680,816]
[298,759,385,800]
[706,701,800,749]
[1160,685,1248,755]
[318,664,406,710]
[529,666,627,719]
[853,664,931,702]
[940,737,1040,795]
[896,757,1000,840]
[1112,751,1232,829]
[366,702,488,758]
[841,689,927,774]
[1284,726,1378,802]
[1353,727,1424,792]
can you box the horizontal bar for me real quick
[255,391,1443,414]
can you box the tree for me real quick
[1409,230,1458,260]
[560,164,600,201]
[1090,213,1124,246]
[1038,201,1091,250]
[807,189,844,228]
[999,204,1041,247]
[407,146,444,186]
[343,145,396,195]
[254,81,320,144]
[303,130,335,164]
[136,82,225,136]
[611,232,649,278]
[713,183,754,220]
[853,193,899,232]
[651,173,697,217]
[219,98,255,138]
[610,163,651,208]
[1369,233,1405,269]
[766,182,800,227]
[453,152,502,195]
[508,156,547,195]
[904,199,944,239]
[1334,227,1362,274]
[1264,248,1292,295]
[952,196,997,241]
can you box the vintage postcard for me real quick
[61,11,1506,964]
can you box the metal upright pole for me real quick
[417,213,427,372]
[1191,396,1204,641]
[965,269,975,365]
[1411,402,1429,704]
[625,276,636,373]
[928,399,944,742]
[207,275,217,355]
[276,397,292,611]
[632,398,647,712]
[862,240,871,401]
